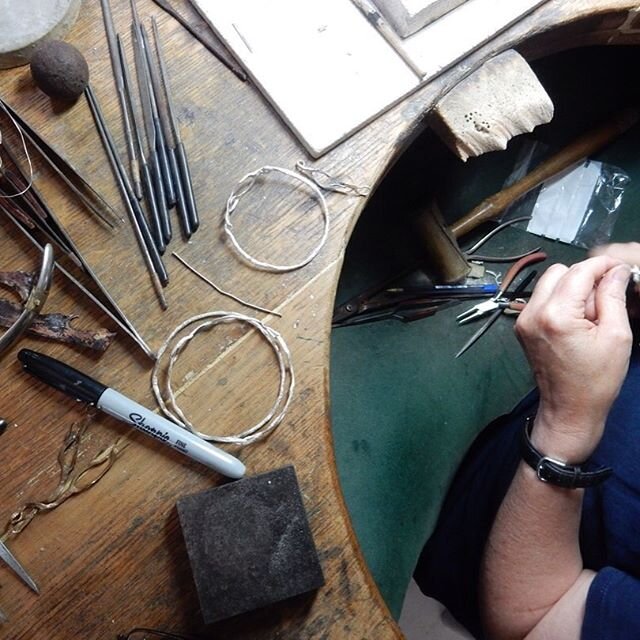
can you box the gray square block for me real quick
[177,465,325,624]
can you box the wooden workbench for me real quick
[0,1,638,638]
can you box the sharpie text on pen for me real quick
[129,413,171,442]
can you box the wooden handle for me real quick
[450,108,640,239]
[415,199,470,283]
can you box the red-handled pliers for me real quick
[456,251,547,325]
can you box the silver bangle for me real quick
[152,311,295,446]
[223,165,330,273]
[0,243,54,358]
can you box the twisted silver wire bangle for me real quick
[152,312,295,446]
[223,166,330,272]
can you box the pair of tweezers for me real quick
[150,0,246,81]
[0,541,38,594]
[0,538,39,622]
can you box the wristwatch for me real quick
[521,417,612,489]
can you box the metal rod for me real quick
[131,7,172,244]
[172,252,281,316]
[153,16,199,232]
[454,308,501,358]
[100,0,143,200]
[140,23,176,209]
[152,17,180,143]
[152,16,191,237]
[85,84,168,309]
[85,84,168,291]
[117,34,165,253]
[0,540,39,594]
[150,0,247,81]
[350,0,424,78]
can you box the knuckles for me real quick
[516,305,565,338]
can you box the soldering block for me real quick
[176,465,324,624]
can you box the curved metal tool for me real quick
[0,243,54,356]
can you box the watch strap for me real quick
[521,417,612,489]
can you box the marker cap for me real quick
[18,349,107,404]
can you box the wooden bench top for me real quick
[0,1,637,637]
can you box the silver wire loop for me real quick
[152,312,295,446]
[0,101,34,198]
[295,160,370,197]
[223,165,330,273]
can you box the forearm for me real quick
[480,416,599,640]
[479,256,632,639]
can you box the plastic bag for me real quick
[501,141,630,249]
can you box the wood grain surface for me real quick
[0,1,637,638]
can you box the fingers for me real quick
[544,256,624,314]
[595,263,632,330]
[521,256,625,325]
[585,289,597,322]
[590,242,640,265]
[521,263,568,313]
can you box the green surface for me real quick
[330,46,640,618]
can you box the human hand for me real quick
[590,241,640,265]
[515,256,632,462]
[591,243,640,318]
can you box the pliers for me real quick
[333,283,498,328]
[455,251,547,358]
[456,251,547,325]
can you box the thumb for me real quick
[596,264,631,328]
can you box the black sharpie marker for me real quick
[18,349,245,479]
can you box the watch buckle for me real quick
[536,455,568,482]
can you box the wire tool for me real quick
[0,539,39,594]
[333,282,498,328]
[455,251,547,358]
[456,252,547,325]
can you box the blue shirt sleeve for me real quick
[582,567,640,639]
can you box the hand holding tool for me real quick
[456,251,547,325]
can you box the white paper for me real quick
[194,0,418,156]
[193,0,547,156]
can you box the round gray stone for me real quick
[0,0,81,69]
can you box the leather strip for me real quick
[521,417,612,489]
